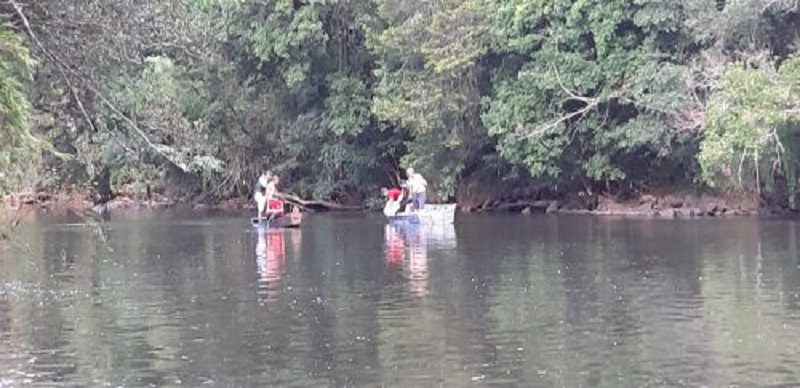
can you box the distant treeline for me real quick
[2,0,800,207]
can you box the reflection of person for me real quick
[406,226,428,296]
[405,168,427,211]
[385,223,429,296]
[384,224,404,267]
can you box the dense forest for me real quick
[2,0,800,209]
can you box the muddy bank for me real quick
[3,190,793,220]
[3,192,92,214]
[463,192,784,218]
[1,190,359,219]
[2,191,252,218]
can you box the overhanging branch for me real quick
[9,0,189,172]
[10,0,96,134]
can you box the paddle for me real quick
[266,210,278,225]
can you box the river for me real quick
[1,212,799,386]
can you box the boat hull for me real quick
[386,204,456,225]
[251,211,303,228]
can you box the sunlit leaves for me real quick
[700,57,800,192]
[110,56,225,189]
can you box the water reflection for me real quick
[384,223,456,297]
[255,228,302,304]
[384,224,405,269]
[4,215,800,386]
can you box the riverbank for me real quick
[1,192,252,219]
[1,190,791,219]
[464,192,777,218]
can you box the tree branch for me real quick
[10,0,96,134]
[10,0,189,172]
[518,67,603,139]
[520,100,600,140]
[552,65,597,104]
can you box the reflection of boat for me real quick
[389,218,457,250]
[251,205,303,228]
[256,229,286,302]
[384,224,429,296]
[387,203,456,225]
[384,221,458,296]
[255,227,304,303]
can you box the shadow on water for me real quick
[1,213,800,386]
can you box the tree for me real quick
[480,0,707,193]
[4,0,800,207]
[207,0,398,202]
[700,56,800,206]
[0,21,36,193]
[370,0,494,199]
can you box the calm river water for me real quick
[1,212,800,386]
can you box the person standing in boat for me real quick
[265,175,284,217]
[406,167,427,211]
[258,170,273,190]
[255,170,283,220]
[254,170,273,220]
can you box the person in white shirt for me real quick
[254,170,274,219]
[258,170,272,189]
[405,167,427,211]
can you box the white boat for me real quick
[386,204,457,225]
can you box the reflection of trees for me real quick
[3,215,800,386]
[699,220,800,386]
[475,217,713,386]
[376,222,470,385]
[0,217,260,385]
[472,217,800,386]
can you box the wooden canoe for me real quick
[251,208,303,228]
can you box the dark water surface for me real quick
[2,213,800,387]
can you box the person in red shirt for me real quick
[259,175,284,220]
[382,187,402,201]
[381,187,404,216]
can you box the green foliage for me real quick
[370,0,492,198]
[700,56,800,197]
[324,73,371,137]
[103,56,224,195]
[480,0,702,189]
[9,0,800,206]
[0,24,38,193]
[239,1,327,88]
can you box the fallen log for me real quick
[486,200,560,213]
[276,193,364,212]
[494,202,531,212]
